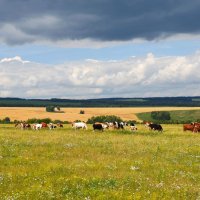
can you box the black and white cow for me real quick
[148,123,163,132]
[113,121,124,129]
[93,123,104,131]
[130,122,137,131]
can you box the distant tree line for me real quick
[0,97,200,107]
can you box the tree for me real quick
[2,117,11,123]
[46,106,55,112]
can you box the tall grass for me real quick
[0,124,199,199]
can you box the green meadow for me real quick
[0,124,199,199]
[136,109,200,123]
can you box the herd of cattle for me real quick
[15,122,63,130]
[14,121,200,133]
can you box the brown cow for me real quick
[183,122,200,132]
[183,124,194,132]
[41,122,48,128]
[15,122,31,130]
[193,123,200,133]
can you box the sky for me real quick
[0,0,200,99]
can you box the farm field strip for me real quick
[0,124,199,199]
[0,107,200,122]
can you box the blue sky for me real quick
[0,0,200,98]
[1,38,200,64]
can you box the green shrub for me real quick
[87,115,123,124]
[79,110,85,114]
[126,120,137,124]
[151,111,171,121]
[27,118,51,124]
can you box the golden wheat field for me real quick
[1,107,200,122]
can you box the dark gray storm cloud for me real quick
[0,0,200,44]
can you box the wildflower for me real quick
[130,166,139,171]
[156,182,164,188]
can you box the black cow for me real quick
[93,123,104,131]
[148,123,163,132]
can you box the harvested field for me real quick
[0,107,200,122]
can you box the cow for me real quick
[57,123,63,128]
[144,121,153,128]
[72,122,87,130]
[130,122,137,131]
[119,122,128,129]
[101,123,109,129]
[113,121,124,129]
[183,124,195,132]
[106,122,114,128]
[93,123,104,131]
[192,122,200,133]
[32,124,43,130]
[24,123,31,129]
[48,123,57,130]
[15,122,31,130]
[41,122,48,128]
[147,123,163,132]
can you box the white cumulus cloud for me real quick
[0,53,200,98]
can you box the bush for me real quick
[79,110,85,114]
[87,115,123,124]
[27,118,51,124]
[74,119,82,122]
[151,111,171,121]
[14,120,21,124]
[52,119,70,124]
[63,121,70,124]
[53,119,63,124]
[126,120,137,124]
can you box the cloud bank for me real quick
[0,52,200,98]
[0,0,200,45]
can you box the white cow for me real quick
[72,122,87,130]
[32,124,42,130]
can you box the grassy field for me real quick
[1,107,200,122]
[0,124,199,199]
[137,109,200,122]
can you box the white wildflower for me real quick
[130,166,139,171]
